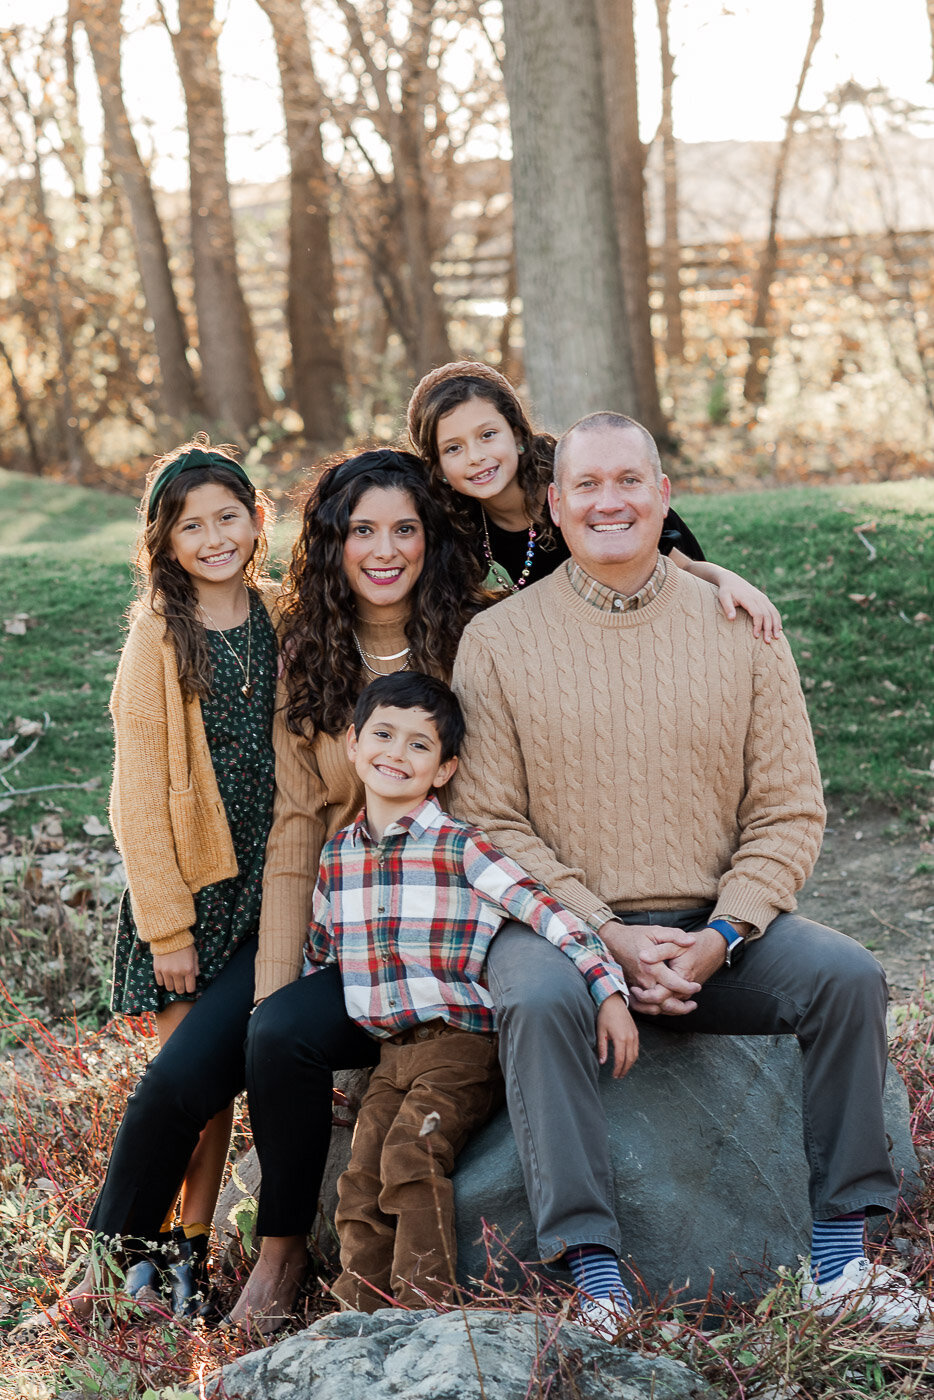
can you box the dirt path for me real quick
[797,799,934,1002]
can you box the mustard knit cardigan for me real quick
[108,588,279,956]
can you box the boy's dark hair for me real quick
[353,672,466,763]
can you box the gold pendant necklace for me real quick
[200,592,254,697]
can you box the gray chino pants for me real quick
[485,909,898,1262]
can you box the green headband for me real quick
[146,449,255,522]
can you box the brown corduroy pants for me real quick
[332,1020,503,1312]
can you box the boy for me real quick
[302,671,637,1316]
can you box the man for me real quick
[450,411,925,1329]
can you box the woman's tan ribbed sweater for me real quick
[255,609,410,1001]
[108,588,279,956]
[450,563,826,938]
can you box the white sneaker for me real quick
[802,1256,934,1327]
[570,1293,631,1340]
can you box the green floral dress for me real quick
[111,597,278,1015]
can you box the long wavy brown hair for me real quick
[280,449,487,738]
[405,361,558,548]
[135,434,274,700]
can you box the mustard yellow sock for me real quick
[181,1222,211,1241]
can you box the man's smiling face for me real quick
[547,426,670,592]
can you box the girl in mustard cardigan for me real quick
[63,437,277,1322]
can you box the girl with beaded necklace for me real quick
[406,361,783,638]
[41,435,278,1324]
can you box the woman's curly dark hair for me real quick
[280,448,487,738]
[405,361,557,548]
[135,432,274,700]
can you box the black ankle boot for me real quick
[167,1229,211,1318]
[124,1233,173,1300]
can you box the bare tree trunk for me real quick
[166,0,270,437]
[31,144,86,475]
[0,335,43,472]
[80,0,200,423]
[393,94,454,374]
[654,0,683,364]
[392,0,453,373]
[334,0,453,378]
[743,0,824,406]
[498,255,520,383]
[500,0,636,430]
[257,0,346,447]
[595,0,665,438]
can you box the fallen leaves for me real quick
[3,613,37,635]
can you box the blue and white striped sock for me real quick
[810,1213,866,1284]
[565,1245,632,1311]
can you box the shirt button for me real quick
[613,597,623,609]
[378,905,386,914]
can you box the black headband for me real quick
[147,449,255,522]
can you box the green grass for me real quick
[1,470,932,838]
[0,471,138,836]
[683,479,934,808]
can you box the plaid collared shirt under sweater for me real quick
[302,796,628,1038]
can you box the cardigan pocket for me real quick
[168,783,201,885]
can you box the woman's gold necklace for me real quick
[200,592,254,697]
[352,631,411,677]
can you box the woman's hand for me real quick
[596,993,639,1079]
[153,944,199,996]
[715,569,783,641]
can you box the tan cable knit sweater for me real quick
[450,562,825,937]
[255,610,410,1001]
[108,587,279,956]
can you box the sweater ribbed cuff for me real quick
[712,890,780,940]
[146,927,196,956]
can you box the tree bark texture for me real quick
[258,0,347,447]
[31,142,86,475]
[742,0,824,406]
[501,0,637,432]
[170,0,269,437]
[595,0,665,438]
[0,335,43,472]
[654,0,683,364]
[81,0,200,424]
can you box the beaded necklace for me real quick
[480,509,537,593]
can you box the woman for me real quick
[228,448,485,1330]
[406,360,782,636]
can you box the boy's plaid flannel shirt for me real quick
[302,795,627,1038]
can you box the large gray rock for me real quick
[216,1031,919,1306]
[206,1308,718,1400]
[454,1028,921,1304]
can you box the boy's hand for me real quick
[153,945,199,996]
[597,993,639,1079]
